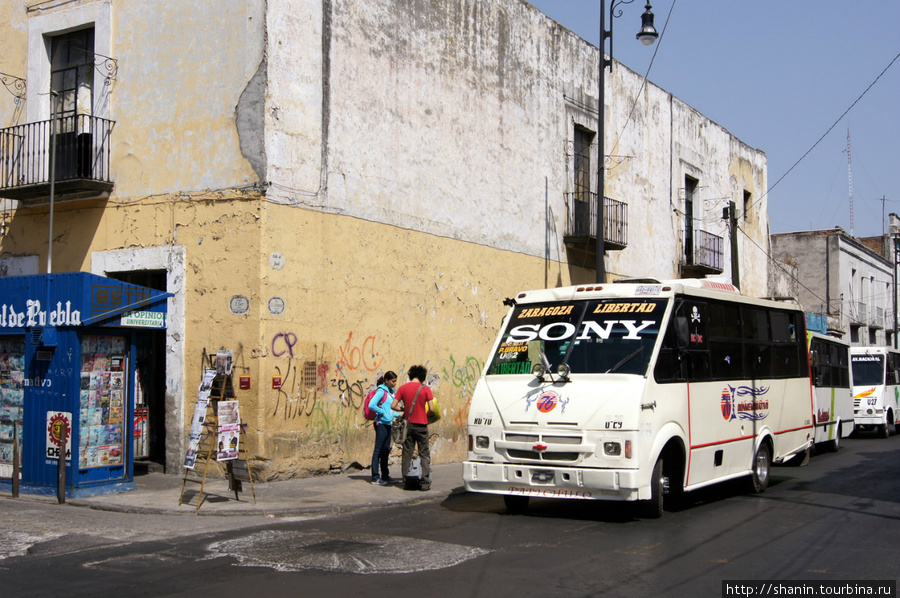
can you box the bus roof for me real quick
[510,279,802,310]
[850,346,900,356]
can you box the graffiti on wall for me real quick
[440,354,483,401]
[260,330,488,453]
[337,331,384,373]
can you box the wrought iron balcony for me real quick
[563,192,628,261]
[848,301,867,326]
[0,114,114,203]
[680,228,724,277]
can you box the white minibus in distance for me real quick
[464,279,814,518]
[807,332,853,452]
[850,346,900,438]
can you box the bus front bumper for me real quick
[855,411,885,426]
[463,461,641,501]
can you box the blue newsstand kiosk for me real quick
[0,272,170,497]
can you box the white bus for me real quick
[464,279,814,518]
[807,332,853,452]
[850,346,900,438]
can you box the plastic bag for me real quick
[426,398,442,424]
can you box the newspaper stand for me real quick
[179,366,255,509]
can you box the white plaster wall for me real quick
[838,237,893,345]
[265,0,768,294]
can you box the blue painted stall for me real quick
[0,272,169,497]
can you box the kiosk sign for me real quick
[46,411,73,461]
[120,310,166,328]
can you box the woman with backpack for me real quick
[369,371,399,485]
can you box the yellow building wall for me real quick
[4,193,564,479]
[250,201,559,478]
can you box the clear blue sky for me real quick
[527,0,900,238]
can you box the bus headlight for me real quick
[603,441,622,456]
[475,436,490,449]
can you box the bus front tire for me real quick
[878,423,890,439]
[825,423,841,453]
[504,495,529,515]
[638,458,664,519]
[747,443,771,494]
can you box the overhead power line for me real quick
[750,49,900,215]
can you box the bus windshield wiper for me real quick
[605,346,644,374]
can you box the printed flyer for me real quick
[184,369,216,469]
[216,400,240,461]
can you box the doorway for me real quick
[109,270,167,472]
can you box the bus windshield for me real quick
[851,354,885,386]
[486,298,667,376]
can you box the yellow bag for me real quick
[427,398,442,424]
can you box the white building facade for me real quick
[771,229,895,346]
[1,0,770,477]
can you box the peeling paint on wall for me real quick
[236,57,268,182]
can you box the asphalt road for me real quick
[2,431,899,598]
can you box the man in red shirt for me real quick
[391,364,435,490]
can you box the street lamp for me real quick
[596,1,658,283]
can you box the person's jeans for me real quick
[371,422,392,481]
[401,423,431,483]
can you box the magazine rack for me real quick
[179,363,255,509]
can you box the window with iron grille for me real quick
[50,28,95,180]
[572,127,595,237]
[684,175,698,263]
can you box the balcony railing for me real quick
[563,192,628,251]
[0,114,114,203]
[681,228,724,277]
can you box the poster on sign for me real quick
[218,400,240,428]
[184,369,216,469]
[46,411,72,461]
[216,400,240,461]
[216,429,239,461]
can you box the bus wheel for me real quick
[826,423,841,453]
[504,495,529,515]
[638,458,664,519]
[878,423,890,439]
[747,443,771,494]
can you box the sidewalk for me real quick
[38,462,465,516]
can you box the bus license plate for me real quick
[532,470,554,484]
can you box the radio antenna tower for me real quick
[847,129,854,237]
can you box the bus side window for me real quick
[772,311,806,378]
[710,339,743,379]
[654,307,685,383]
[686,350,711,380]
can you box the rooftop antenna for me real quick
[872,195,897,237]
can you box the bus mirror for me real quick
[676,317,690,349]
